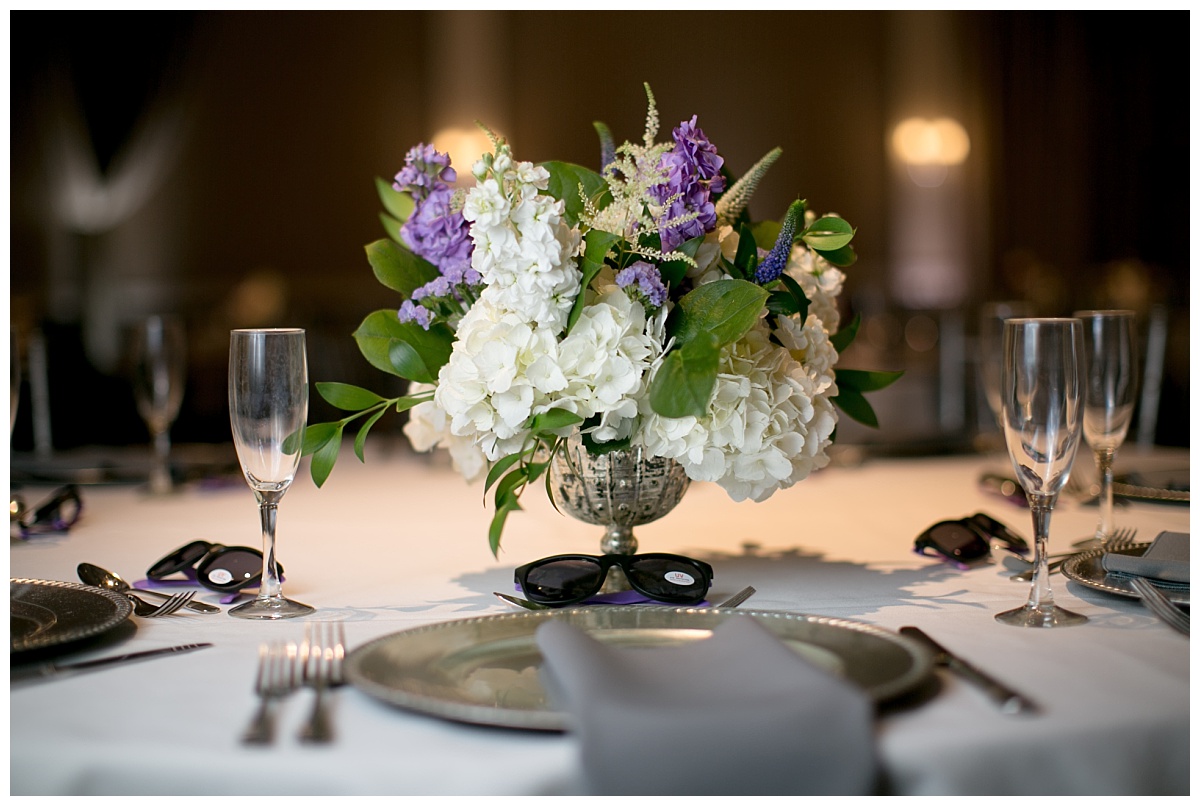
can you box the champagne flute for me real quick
[132,315,187,494]
[997,318,1087,628]
[228,328,313,619]
[1075,310,1138,549]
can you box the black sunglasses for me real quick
[914,512,1029,569]
[515,553,714,607]
[147,540,280,593]
[11,485,83,538]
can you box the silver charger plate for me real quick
[1062,543,1190,605]
[11,578,133,653]
[345,607,933,731]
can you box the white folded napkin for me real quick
[535,615,877,795]
[1102,531,1190,584]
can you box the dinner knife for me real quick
[11,642,213,683]
[899,627,1039,715]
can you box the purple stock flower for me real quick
[616,261,668,309]
[392,143,473,275]
[651,116,726,252]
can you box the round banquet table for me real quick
[9,441,1191,795]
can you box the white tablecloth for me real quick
[9,442,1191,795]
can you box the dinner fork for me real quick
[1010,527,1137,582]
[242,641,298,745]
[298,622,346,744]
[141,590,194,617]
[1130,577,1190,636]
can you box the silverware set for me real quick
[242,622,347,746]
[127,590,194,617]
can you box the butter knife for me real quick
[12,642,213,683]
[899,627,1039,715]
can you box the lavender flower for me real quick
[651,116,726,251]
[616,261,668,309]
[393,143,456,200]
[398,299,433,329]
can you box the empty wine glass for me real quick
[132,315,187,494]
[1075,310,1138,549]
[228,328,313,619]
[997,318,1087,628]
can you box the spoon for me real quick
[78,563,220,614]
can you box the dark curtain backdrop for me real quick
[9,10,1189,451]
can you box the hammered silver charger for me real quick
[344,606,933,731]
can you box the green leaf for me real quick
[671,279,769,349]
[353,310,453,383]
[832,386,879,428]
[380,212,403,242]
[733,224,758,277]
[365,239,440,297]
[528,408,584,434]
[488,494,521,557]
[766,290,801,317]
[484,451,526,495]
[777,273,810,322]
[375,176,414,223]
[300,422,341,456]
[541,161,609,227]
[581,432,632,454]
[309,423,345,487]
[837,368,904,393]
[829,313,861,352]
[648,337,720,418]
[801,216,855,251]
[814,244,857,268]
[316,382,387,411]
[566,229,623,334]
[353,407,388,462]
[393,392,432,413]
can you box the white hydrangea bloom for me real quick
[785,245,844,333]
[688,225,739,286]
[402,382,489,482]
[637,315,838,502]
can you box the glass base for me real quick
[995,603,1088,628]
[229,595,314,620]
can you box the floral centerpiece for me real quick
[301,85,900,554]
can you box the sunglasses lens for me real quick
[927,523,989,560]
[968,513,1029,554]
[147,541,212,579]
[197,548,264,591]
[627,556,708,603]
[523,557,604,603]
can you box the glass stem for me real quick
[149,429,172,494]
[1095,447,1115,546]
[1026,497,1056,613]
[256,489,285,601]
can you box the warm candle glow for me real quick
[430,126,494,185]
[891,117,970,166]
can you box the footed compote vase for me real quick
[549,435,690,592]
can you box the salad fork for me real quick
[242,641,298,745]
[298,622,346,743]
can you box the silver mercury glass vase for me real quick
[548,434,690,592]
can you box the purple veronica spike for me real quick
[755,200,805,285]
